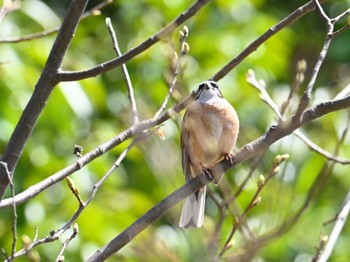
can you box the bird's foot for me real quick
[202,166,214,182]
[224,153,235,165]
[202,166,221,186]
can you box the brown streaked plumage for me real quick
[179,80,239,229]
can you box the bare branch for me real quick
[86,95,350,262]
[332,7,350,22]
[81,0,113,19]
[7,131,153,260]
[299,28,332,106]
[0,162,17,260]
[2,91,349,259]
[246,70,282,118]
[55,224,79,262]
[58,0,211,82]
[0,0,113,43]
[247,69,350,164]
[296,1,350,117]
[218,154,289,257]
[0,0,20,24]
[312,0,330,22]
[0,28,59,43]
[0,0,90,200]
[316,190,350,262]
[295,131,350,164]
[2,1,349,260]
[0,92,197,210]
[211,0,326,82]
[281,59,307,116]
[155,26,189,117]
[106,17,139,124]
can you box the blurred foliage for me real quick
[1,0,350,261]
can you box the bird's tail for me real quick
[179,186,206,229]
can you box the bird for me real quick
[179,80,239,229]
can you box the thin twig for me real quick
[218,155,288,257]
[295,0,346,118]
[331,7,350,22]
[89,132,152,201]
[331,23,350,37]
[5,132,152,260]
[238,159,335,262]
[155,26,189,117]
[312,0,330,22]
[0,0,20,24]
[0,91,196,210]
[211,0,326,81]
[81,0,113,19]
[236,104,350,261]
[0,0,325,205]
[58,0,210,81]
[0,0,91,200]
[86,95,350,261]
[313,114,350,261]
[316,190,350,262]
[106,17,139,124]
[281,59,307,116]
[0,162,17,260]
[0,0,113,43]
[0,28,59,43]
[247,69,350,164]
[55,224,79,262]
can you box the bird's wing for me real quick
[181,111,192,182]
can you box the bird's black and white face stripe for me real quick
[196,80,223,100]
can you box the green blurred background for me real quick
[1,0,350,261]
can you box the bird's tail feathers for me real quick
[179,186,206,229]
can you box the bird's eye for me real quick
[196,83,206,100]
[210,81,219,89]
[198,83,206,90]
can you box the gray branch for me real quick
[86,95,350,262]
[0,0,90,200]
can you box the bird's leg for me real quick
[224,152,234,165]
[202,166,213,181]
[204,153,235,185]
[202,166,221,186]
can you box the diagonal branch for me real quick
[0,0,209,201]
[211,0,326,81]
[155,26,189,117]
[0,0,90,201]
[58,0,211,82]
[212,95,350,181]
[316,190,350,262]
[86,95,350,262]
[247,69,350,164]
[294,0,350,117]
[0,0,113,43]
[6,133,151,260]
[0,92,197,210]
[106,17,139,124]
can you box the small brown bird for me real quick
[179,80,239,229]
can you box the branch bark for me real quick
[58,0,211,82]
[0,0,210,201]
[86,95,350,262]
[0,92,196,209]
[316,190,350,262]
[0,0,89,200]
[211,0,326,81]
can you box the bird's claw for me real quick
[224,153,234,165]
[202,167,221,186]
